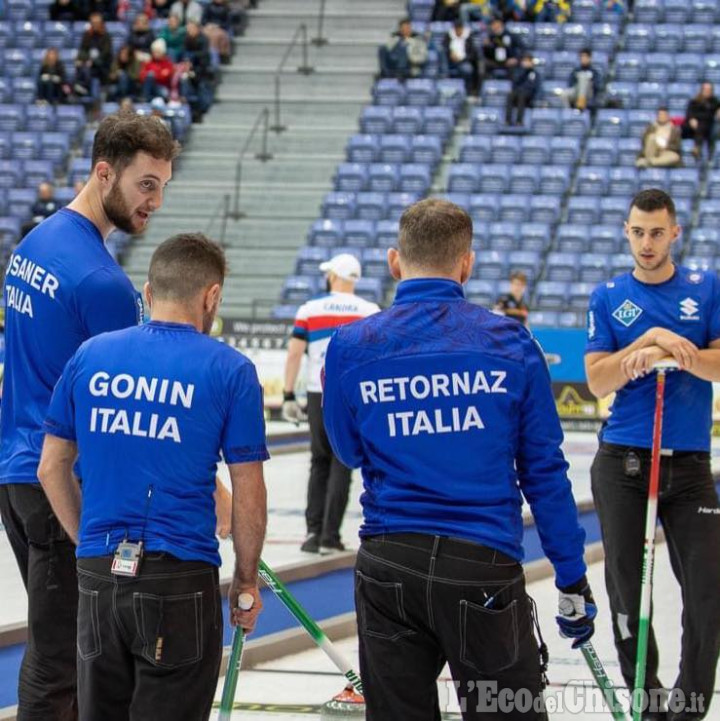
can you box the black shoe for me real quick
[300,533,320,553]
[319,540,346,555]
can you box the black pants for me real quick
[306,391,352,545]
[0,483,78,721]
[591,443,720,720]
[356,533,547,720]
[76,554,223,721]
[505,90,533,125]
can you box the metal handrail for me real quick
[228,107,273,219]
[204,194,230,245]
[312,0,328,46]
[270,23,315,133]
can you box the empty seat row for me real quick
[526,310,585,328]
[524,50,608,83]
[462,133,582,165]
[473,249,543,282]
[296,246,393,280]
[373,78,466,111]
[625,23,720,54]
[633,0,719,25]
[585,137,698,168]
[436,193,563,225]
[0,103,85,135]
[567,196,691,226]
[0,158,55,188]
[557,225,626,255]
[360,105,455,138]
[448,164,571,195]
[474,101,592,138]
[604,81,695,112]
[574,166,700,198]
[307,219,399,248]
[321,192,421,222]
[594,109,670,139]
[614,53,720,84]
[542,255,635,283]
[347,134,443,165]
[334,163,432,194]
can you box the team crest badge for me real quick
[612,299,643,327]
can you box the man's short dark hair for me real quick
[149,232,227,302]
[629,188,677,223]
[91,111,180,174]
[398,199,472,272]
[580,47,592,56]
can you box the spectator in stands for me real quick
[49,0,83,21]
[493,270,529,325]
[109,44,142,101]
[562,48,601,112]
[527,0,571,22]
[432,0,461,22]
[152,0,171,18]
[683,82,720,160]
[21,183,59,238]
[83,0,117,20]
[443,19,479,95]
[482,16,521,81]
[636,107,682,168]
[505,52,540,127]
[378,18,428,81]
[182,21,215,121]
[140,38,176,101]
[128,12,156,60]
[37,48,71,105]
[159,14,187,62]
[74,12,113,94]
[202,0,234,65]
[170,0,203,25]
[458,0,498,25]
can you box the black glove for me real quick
[556,575,597,649]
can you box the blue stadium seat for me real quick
[437,79,468,114]
[499,194,528,223]
[711,26,720,54]
[361,106,393,135]
[346,134,379,163]
[638,168,669,192]
[335,163,368,193]
[14,19,42,49]
[295,246,329,276]
[605,81,636,108]
[644,53,674,83]
[376,219,399,248]
[519,223,551,252]
[665,0,690,24]
[596,110,627,137]
[440,193,470,210]
[549,50,576,81]
[546,253,578,282]
[615,137,640,166]
[560,109,590,138]
[535,281,569,310]
[308,218,343,247]
[551,137,581,165]
[23,159,53,186]
[704,56,720,84]
[674,53,704,84]
[11,76,35,105]
[638,82,666,110]
[54,186,75,207]
[322,192,356,220]
[373,79,405,107]
[508,250,540,281]
[6,0,31,22]
[684,256,714,271]
[475,250,508,280]
[520,136,550,165]
[469,194,500,223]
[625,25,654,53]
[568,283,596,311]
[507,22,534,49]
[368,163,399,193]
[508,165,537,195]
[689,228,720,257]
[571,0,600,23]
[392,107,423,135]
[361,247,390,279]
[43,20,73,48]
[470,108,501,136]
[541,81,567,110]
[683,25,709,53]
[530,310,560,327]
[411,135,442,166]
[379,135,411,164]
[448,164,481,194]
[490,136,522,164]
[600,197,628,225]
[281,275,319,304]
[528,108,560,136]
[615,53,644,82]
[0,104,25,132]
[0,132,10,159]
[460,136,491,164]
[540,166,571,195]
[705,170,720,199]
[580,253,609,283]
[691,0,718,24]
[568,197,600,225]
[611,255,634,275]
[386,192,419,220]
[667,82,694,112]
[55,105,85,138]
[343,219,376,248]
[530,196,562,224]
[399,164,431,194]
[488,222,519,251]
[12,131,40,161]
[628,110,655,138]
[8,187,35,218]
[0,216,20,245]
[422,106,454,137]
[591,225,622,254]
[576,167,609,196]
[586,137,618,166]
[356,192,388,221]
[482,80,512,109]
[674,198,691,226]
[608,167,638,196]
[534,24,560,51]
[465,279,498,306]
[406,78,438,107]
[0,160,23,188]
[590,23,617,54]
[0,22,12,50]
[25,105,56,133]
[652,25,682,54]
[409,0,434,22]
[634,0,664,23]
[557,225,588,253]
[669,169,699,198]
[480,165,509,195]
[561,23,589,52]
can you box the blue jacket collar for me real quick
[393,278,466,305]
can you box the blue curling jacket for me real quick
[323,278,586,588]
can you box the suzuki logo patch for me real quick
[612,300,643,327]
[680,297,699,321]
